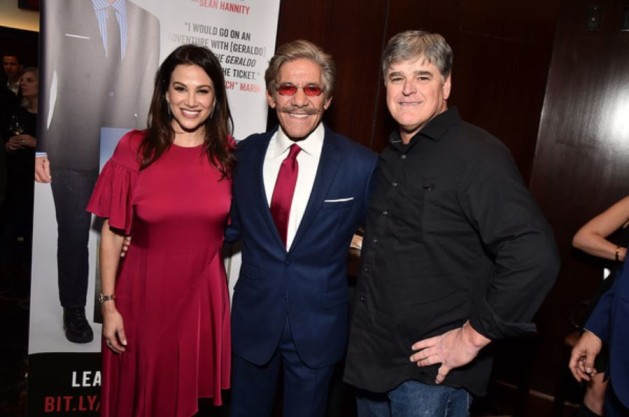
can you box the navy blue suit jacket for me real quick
[586,257,629,407]
[227,125,377,368]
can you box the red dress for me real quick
[87,130,231,417]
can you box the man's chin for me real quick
[280,124,319,141]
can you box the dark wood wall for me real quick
[273,0,629,402]
[530,0,629,395]
[274,0,560,181]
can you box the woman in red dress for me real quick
[87,44,235,417]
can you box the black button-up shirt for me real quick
[343,107,559,396]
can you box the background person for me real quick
[1,67,38,262]
[570,196,629,417]
[87,44,234,417]
[2,54,23,96]
[0,53,21,208]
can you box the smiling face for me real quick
[385,57,451,143]
[267,58,332,141]
[166,64,215,137]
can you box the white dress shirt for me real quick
[263,123,325,249]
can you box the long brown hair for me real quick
[141,44,235,178]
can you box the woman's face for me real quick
[166,64,216,134]
[19,70,38,99]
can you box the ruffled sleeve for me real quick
[86,130,144,234]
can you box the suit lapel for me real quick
[290,129,341,251]
[247,132,286,247]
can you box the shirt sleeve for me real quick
[86,131,142,234]
[461,142,560,339]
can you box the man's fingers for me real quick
[411,336,437,351]
[569,362,583,382]
[435,365,450,384]
[410,349,428,363]
[569,357,596,382]
[582,352,597,376]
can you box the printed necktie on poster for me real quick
[270,144,301,247]
[106,6,121,62]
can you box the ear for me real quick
[323,96,333,110]
[442,74,452,100]
[266,90,276,109]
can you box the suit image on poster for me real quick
[39,0,159,172]
[34,0,159,347]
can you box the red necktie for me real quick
[270,144,301,246]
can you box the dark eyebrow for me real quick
[172,81,212,89]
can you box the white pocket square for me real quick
[324,197,354,203]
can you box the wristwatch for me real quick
[98,293,116,303]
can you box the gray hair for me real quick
[381,30,453,79]
[265,40,336,98]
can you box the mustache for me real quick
[279,106,322,116]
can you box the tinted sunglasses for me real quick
[277,83,324,97]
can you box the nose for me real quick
[402,79,417,96]
[290,87,309,107]
[186,92,198,107]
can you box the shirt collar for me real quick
[93,0,125,13]
[270,123,325,159]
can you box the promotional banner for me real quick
[28,0,281,415]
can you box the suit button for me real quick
[360,296,366,302]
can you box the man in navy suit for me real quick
[226,40,377,417]
[34,0,159,343]
[570,259,629,416]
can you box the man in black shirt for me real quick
[343,30,560,416]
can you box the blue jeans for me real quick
[356,380,471,417]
